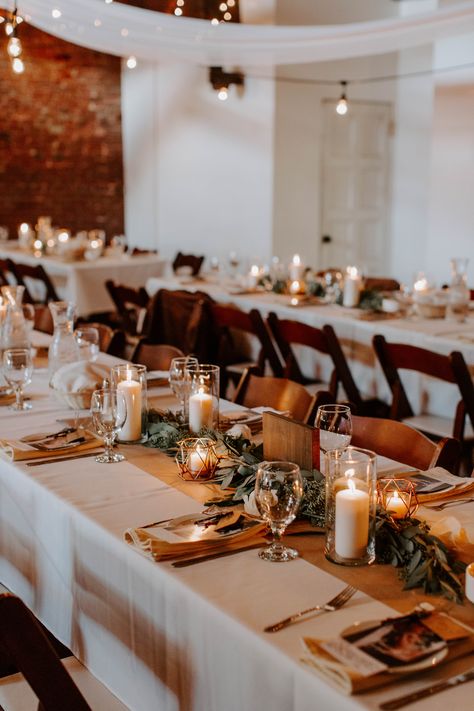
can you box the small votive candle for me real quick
[176,437,218,481]
[377,479,418,521]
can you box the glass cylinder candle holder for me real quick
[110,363,147,443]
[175,437,218,481]
[324,446,376,566]
[187,364,220,433]
[377,478,419,521]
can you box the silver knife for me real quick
[380,668,474,710]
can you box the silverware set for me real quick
[264,584,357,633]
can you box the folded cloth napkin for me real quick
[0,429,101,462]
[124,518,267,563]
[50,360,111,393]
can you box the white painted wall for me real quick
[122,0,474,284]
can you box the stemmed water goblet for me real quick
[255,461,304,562]
[315,404,352,456]
[168,356,198,421]
[3,348,33,411]
[90,388,127,463]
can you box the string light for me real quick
[126,55,137,69]
[51,8,62,19]
[336,81,348,115]
[4,3,25,75]
[217,87,228,101]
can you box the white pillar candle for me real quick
[335,478,369,559]
[189,389,213,433]
[342,267,362,307]
[385,491,407,519]
[247,265,260,289]
[466,563,474,602]
[289,254,305,281]
[117,370,142,441]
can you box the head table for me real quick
[146,274,474,435]
[0,242,166,317]
[0,347,474,710]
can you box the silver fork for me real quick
[264,584,357,633]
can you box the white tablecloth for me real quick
[0,244,166,316]
[1,365,474,710]
[146,276,474,423]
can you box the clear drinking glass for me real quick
[255,461,304,562]
[3,348,33,410]
[315,404,352,455]
[74,327,99,362]
[168,356,198,421]
[90,388,127,463]
[22,304,35,339]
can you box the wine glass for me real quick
[90,388,127,463]
[255,461,303,562]
[22,304,35,340]
[169,356,198,420]
[3,348,33,411]
[74,327,99,362]
[315,404,352,455]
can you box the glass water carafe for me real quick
[48,301,80,384]
[447,258,470,323]
[1,285,29,350]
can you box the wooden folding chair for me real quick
[322,324,389,417]
[267,312,338,397]
[351,415,461,474]
[0,258,14,287]
[131,340,184,370]
[233,368,317,424]
[105,280,150,336]
[211,304,283,396]
[373,334,474,445]
[172,252,204,276]
[0,593,127,710]
[8,261,59,304]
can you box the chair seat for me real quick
[0,656,129,710]
[403,414,474,441]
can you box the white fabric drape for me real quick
[2,0,474,66]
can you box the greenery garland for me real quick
[145,411,465,602]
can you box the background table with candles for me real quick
[0,242,166,317]
[1,354,474,710]
[146,274,474,422]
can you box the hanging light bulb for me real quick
[7,36,22,58]
[126,55,137,69]
[12,56,24,73]
[217,87,228,101]
[336,81,349,116]
[5,21,14,36]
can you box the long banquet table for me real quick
[146,275,474,427]
[1,354,474,710]
[0,243,166,317]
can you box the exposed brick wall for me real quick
[0,22,124,239]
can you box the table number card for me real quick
[262,412,320,471]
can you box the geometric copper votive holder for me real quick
[175,437,218,482]
[377,478,419,521]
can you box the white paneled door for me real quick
[320,100,392,274]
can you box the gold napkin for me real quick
[124,516,267,563]
[0,430,102,462]
[301,612,474,695]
